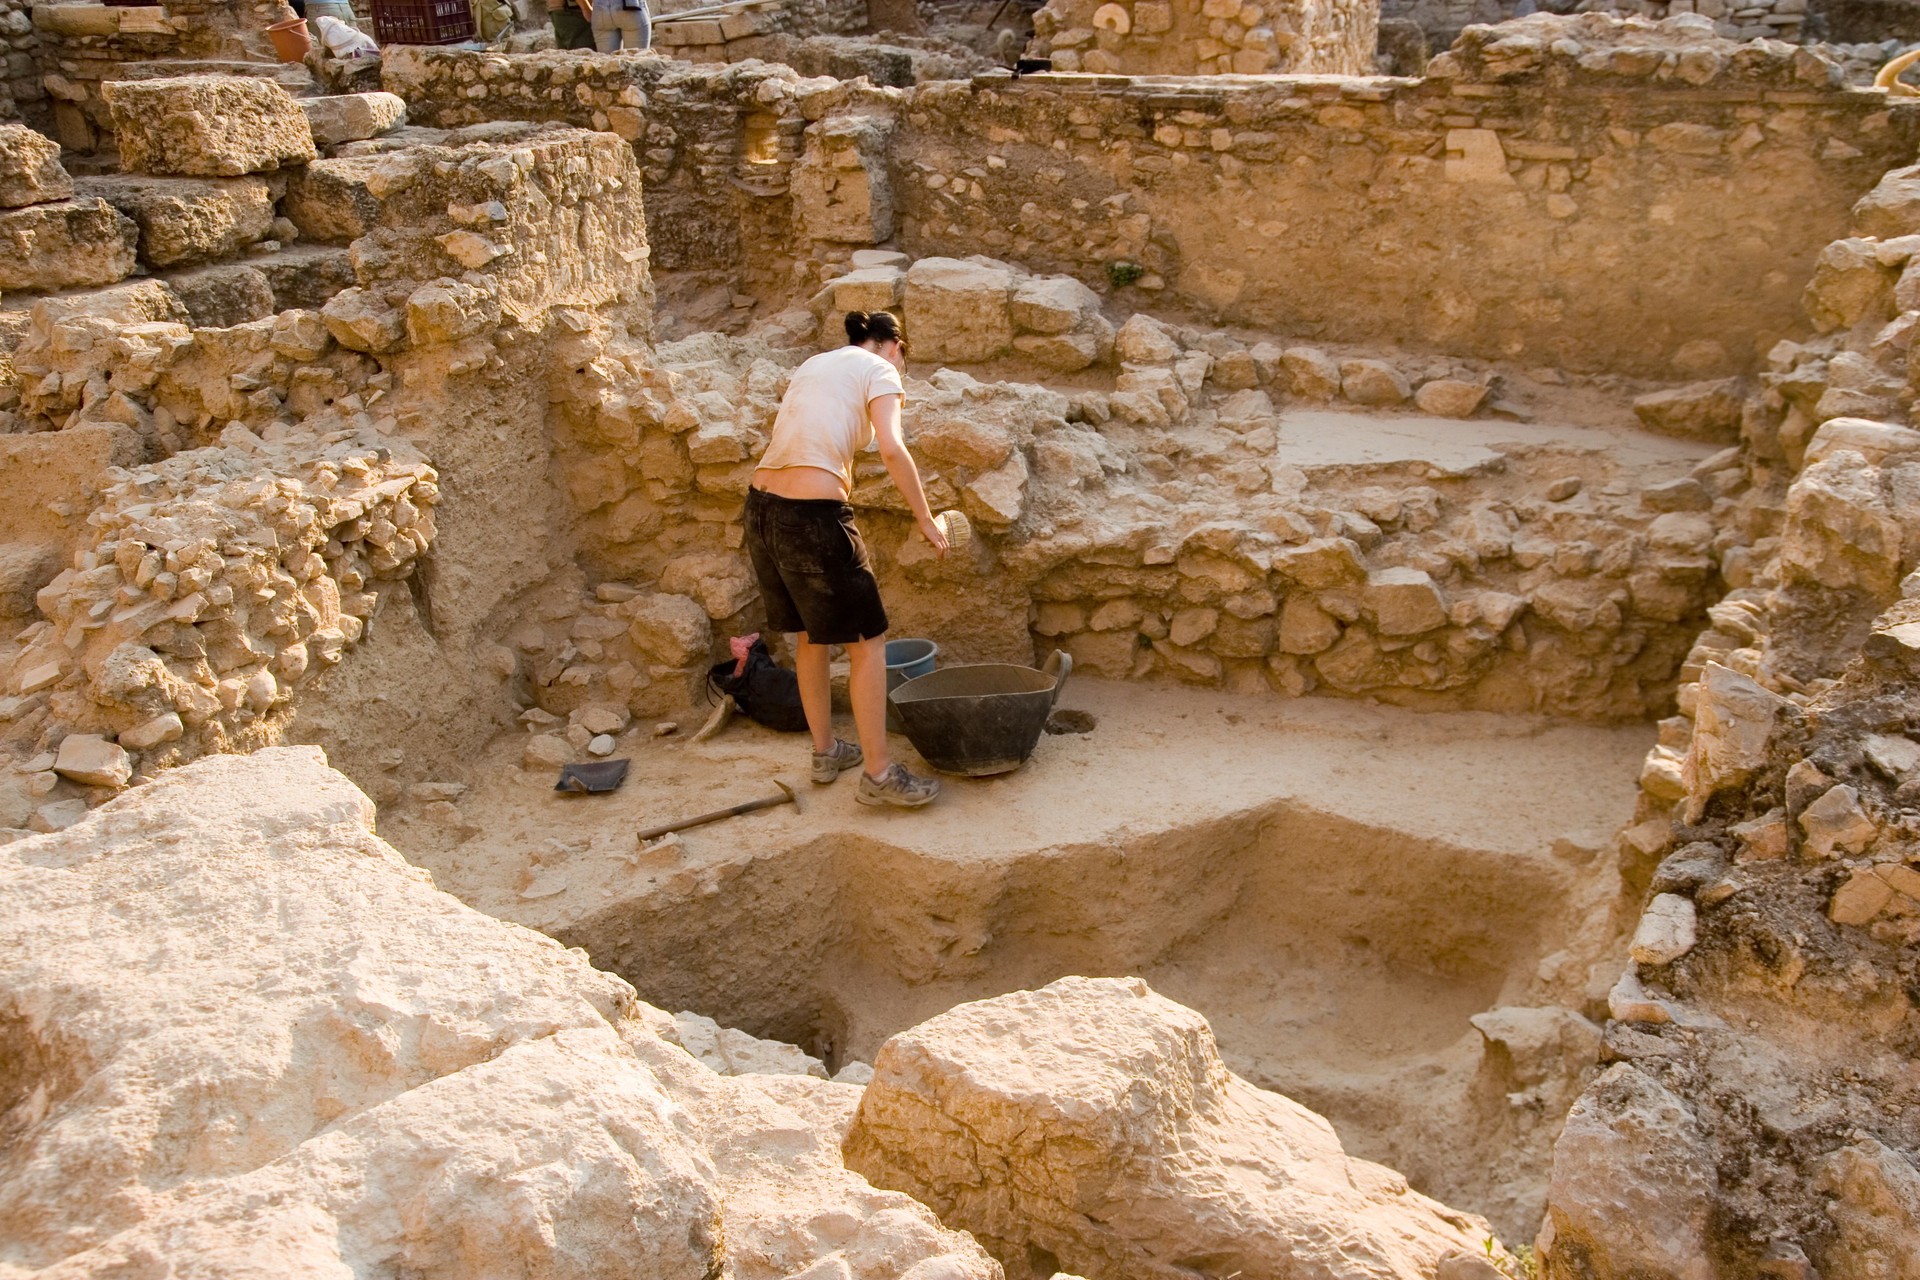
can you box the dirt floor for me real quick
[388,675,1651,1240]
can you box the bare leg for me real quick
[846,634,892,779]
[793,632,834,754]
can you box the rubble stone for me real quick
[0,197,137,291]
[53,733,132,787]
[75,174,275,269]
[0,122,72,209]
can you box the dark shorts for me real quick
[742,486,889,646]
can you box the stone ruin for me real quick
[9,0,1920,1277]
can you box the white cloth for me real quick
[757,345,905,491]
[313,14,378,56]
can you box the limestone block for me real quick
[0,543,61,625]
[1628,893,1697,966]
[1778,452,1901,595]
[1800,783,1876,857]
[1544,1064,1716,1278]
[826,265,905,314]
[0,122,72,209]
[322,286,409,354]
[658,552,756,620]
[669,1011,829,1078]
[1277,595,1341,653]
[1679,662,1789,819]
[914,415,1014,470]
[905,257,1015,364]
[1803,237,1894,333]
[1215,388,1276,432]
[1360,566,1446,635]
[299,92,408,149]
[120,712,184,751]
[53,733,132,787]
[792,114,895,245]
[1444,128,1514,185]
[524,733,571,770]
[1632,378,1743,443]
[166,263,276,329]
[625,592,713,665]
[1413,378,1487,418]
[963,450,1029,526]
[282,156,384,244]
[0,197,137,292]
[1113,313,1182,364]
[843,976,1497,1280]
[1011,274,1102,336]
[104,75,318,177]
[1802,417,1920,469]
[1340,359,1411,407]
[1280,346,1341,399]
[1830,867,1894,924]
[1272,537,1365,589]
[1851,164,1920,240]
[405,278,500,346]
[1014,331,1105,372]
[76,174,275,269]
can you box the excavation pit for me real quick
[395,677,1649,1241]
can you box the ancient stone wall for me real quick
[381,49,827,291]
[0,0,38,126]
[1028,0,1378,75]
[891,37,1914,378]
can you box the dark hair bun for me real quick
[844,309,904,349]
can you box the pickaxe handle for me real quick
[636,779,796,843]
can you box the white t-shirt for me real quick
[757,345,905,491]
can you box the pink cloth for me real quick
[730,632,761,677]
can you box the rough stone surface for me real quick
[75,174,275,269]
[104,75,318,177]
[299,92,408,149]
[905,257,1015,363]
[0,122,72,209]
[844,976,1497,1280]
[0,197,137,292]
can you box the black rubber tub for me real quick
[889,650,1071,777]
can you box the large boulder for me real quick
[75,174,275,268]
[0,122,73,209]
[0,197,137,292]
[905,257,1015,363]
[843,976,1498,1280]
[103,75,318,177]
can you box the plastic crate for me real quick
[370,0,474,44]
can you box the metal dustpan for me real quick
[555,759,630,794]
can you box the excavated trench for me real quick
[400,681,1648,1241]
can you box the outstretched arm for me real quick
[871,393,947,557]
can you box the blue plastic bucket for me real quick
[885,638,938,731]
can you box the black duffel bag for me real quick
[707,636,808,732]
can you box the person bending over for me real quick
[743,310,949,808]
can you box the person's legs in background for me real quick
[549,1,593,47]
[590,2,620,50]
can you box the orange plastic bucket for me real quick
[266,15,313,62]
